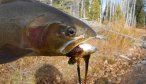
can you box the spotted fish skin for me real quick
[0,0,97,64]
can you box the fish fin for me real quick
[0,44,33,64]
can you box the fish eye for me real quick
[66,27,76,37]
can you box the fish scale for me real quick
[0,0,97,57]
[0,24,22,47]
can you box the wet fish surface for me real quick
[0,0,96,64]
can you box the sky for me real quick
[101,0,120,13]
[102,0,146,12]
[144,0,146,12]
[102,0,120,7]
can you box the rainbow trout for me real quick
[0,0,97,83]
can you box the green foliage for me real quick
[88,0,100,21]
[136,8,145,27]
[52,0,100,21]
[80,0,91,18]
[135,0,145,27]
[52,0,73,14]
[84,0,90,18]
[113,4,123,20]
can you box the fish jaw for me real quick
[58,35,96,55]
[58,23,97,55]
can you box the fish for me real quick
[0,0,97,83]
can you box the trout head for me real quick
[26,5,97,56]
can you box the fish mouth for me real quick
[59,35,97,84]
[59,35,96,55]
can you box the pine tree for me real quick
[135,0,145,27]
[113,4,123,20]
[88,0,100,21]
[52,0,74,14]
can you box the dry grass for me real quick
[0,20,146,84]
[86,20,146,84]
